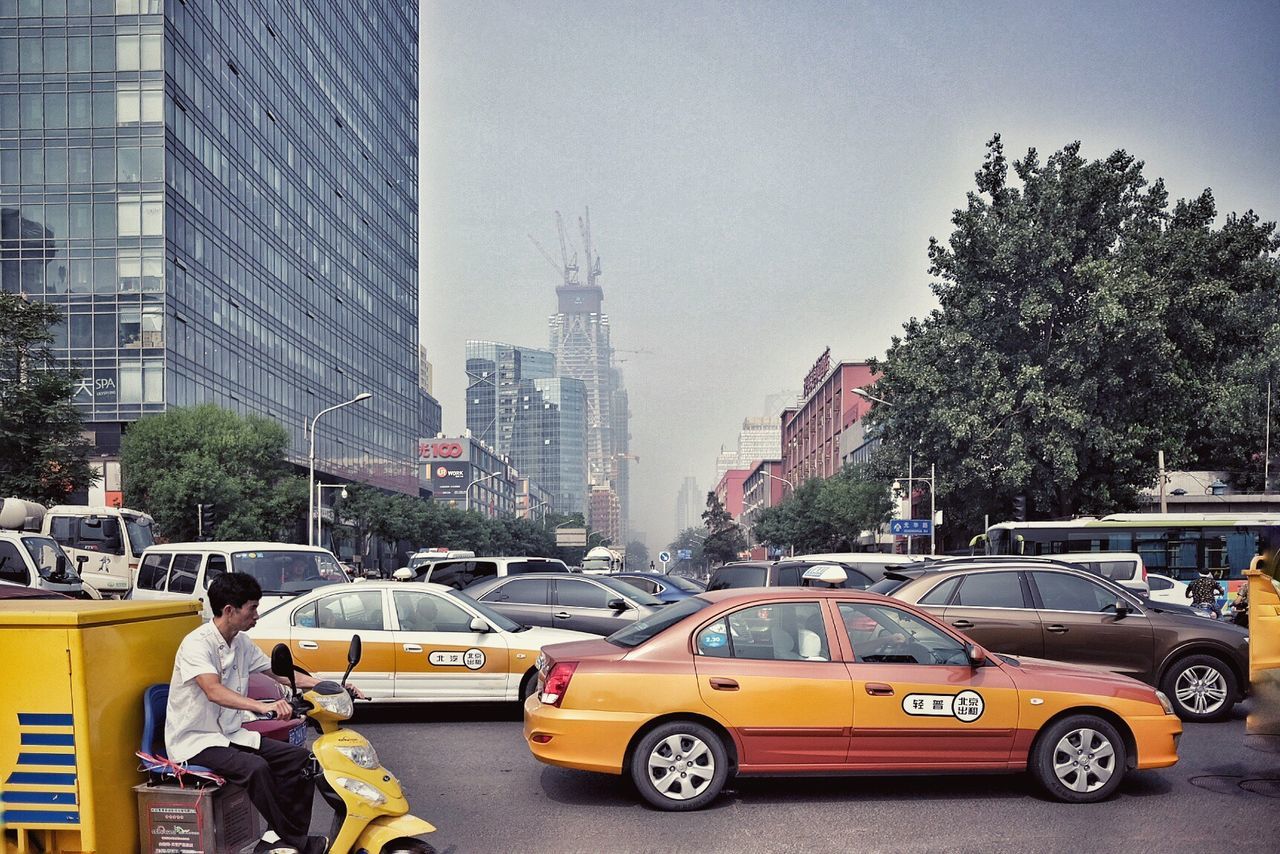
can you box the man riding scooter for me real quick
[165,573,364,854]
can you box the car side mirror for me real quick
[270,643,296,693]
[469,616,491,633]
[1114,597,1131,617]
[607,597,627,612]
[965,642,987,668]
[75,555,88,567]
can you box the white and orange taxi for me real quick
[249,581,594,702]
[524,585,1182,810]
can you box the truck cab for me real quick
[42,504,155,598]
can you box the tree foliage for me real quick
[865,135,1280,541]
[625,539,650,569]
[701,491,747,565]
[667,527,707,573]
[120,404,308,541]
[0,294,93,503]
[752,465,893,553]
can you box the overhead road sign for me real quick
[890,519,933,536]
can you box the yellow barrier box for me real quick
[1,600,200,854]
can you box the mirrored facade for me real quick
[1,0,420,493]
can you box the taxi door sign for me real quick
[901,689,985,722]
[428,648,487,670]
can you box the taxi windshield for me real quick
[608,596,710,648]
[231,550,351,594]
[22,536,77,580]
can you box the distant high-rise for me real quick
[675,476,702,534]
[547,210,629,540]
[736,416,781,464]
[511,376,588,516]
[464,340,554,456]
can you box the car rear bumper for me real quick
[1129,713,1182,769]
[523,695,648,775]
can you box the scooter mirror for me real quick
[271,643,296,694]
[340,635,362,689]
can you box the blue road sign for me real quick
[890,519,933,536]
[677,549,693,560]
[658,550,672,563]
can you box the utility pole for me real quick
[1266,380,1272,493]
[1158,450,1167,513]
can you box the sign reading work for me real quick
[890,519,933,536]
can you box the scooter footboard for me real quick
[356,813,437,852]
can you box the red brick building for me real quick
[781,351,877,488]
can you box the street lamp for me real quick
[308,393,372,546]
[524,500,550,525]
[314,483,349,548]
[465,471,501,514]
[851,387,937,555]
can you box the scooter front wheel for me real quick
[376,838,435,854]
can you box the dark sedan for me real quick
[463,572,662,636]
[875,560,1250,722]
[609,572,705,603]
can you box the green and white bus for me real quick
[979,513,1280,598]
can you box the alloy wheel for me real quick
[1174,664,1228,716]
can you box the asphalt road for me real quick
[304,699,1280,854]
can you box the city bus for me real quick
[978,513,1280,599]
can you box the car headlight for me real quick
[312,690,353,717]
[336,744,379,769]
[334,776,386,806]
[1155,690,1176,716]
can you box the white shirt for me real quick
[165,621,271,763]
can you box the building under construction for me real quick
[538,209,631,545]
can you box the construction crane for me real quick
[579,207,602,287]
[555,211,578,285]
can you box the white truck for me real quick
[0,498,155,597]
[0,498,90,598]
[580,545,623,575]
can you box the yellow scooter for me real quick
[265,636,436,854]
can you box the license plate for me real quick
[288,723,306,747]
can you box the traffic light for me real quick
[1012,495,1027,522]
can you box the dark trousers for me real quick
[190,736,313,848]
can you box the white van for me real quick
[131,542,351,620]
[405,548,476,575]
[42,504,156,598]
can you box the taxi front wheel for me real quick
[629,721,729,811]
[1030,714,1127,803]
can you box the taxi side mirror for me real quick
[965,642,987,668]
[469,617,491,633]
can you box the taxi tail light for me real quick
[539,661,578,707]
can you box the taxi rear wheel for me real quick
[1030,714,1127,803]
[629,721,728,811]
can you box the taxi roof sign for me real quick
[801,564,848,586]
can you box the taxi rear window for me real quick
[608,596,710,648]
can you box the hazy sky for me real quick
[419,0,1280,550]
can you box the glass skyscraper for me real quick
[464,339,554,455]
[0,0,420,494]
[510,376,587,516]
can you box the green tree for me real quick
[120,404,308,541]
[0,294,93,503]
[866,135,1280,542]
[625,539,650,569]
[701,491,746,565]
[751,467,892,554]
[667,527,706,573]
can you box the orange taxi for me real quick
[524,584,1182,810]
